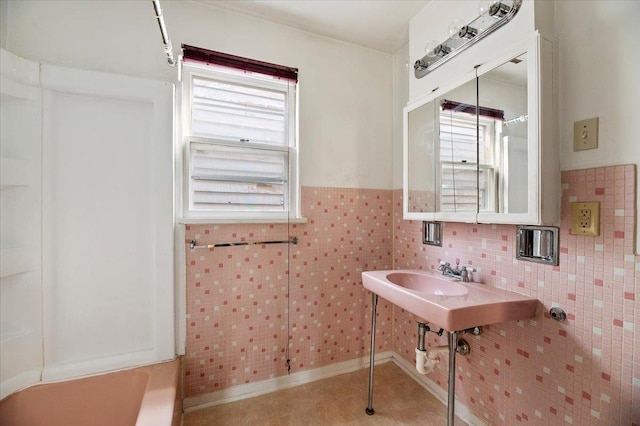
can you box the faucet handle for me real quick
[460,267,468,279]
[460,266,476,282]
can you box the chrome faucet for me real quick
[438,261,474,282]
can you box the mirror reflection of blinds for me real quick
[439,118,479,163]
[192,76,287,146]
[440,163,492,211]
[439,111,492,212]
[440,162,477,211]
[190,142,288,211]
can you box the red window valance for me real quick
[182,44,298,82]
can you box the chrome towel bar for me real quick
[189,237,298,250]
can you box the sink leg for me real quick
[447,331,458,425]
[365,293,378,415]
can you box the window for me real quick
[179,46,299,222]
[438,100,501,212]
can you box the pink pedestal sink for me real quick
[362,269,538,331]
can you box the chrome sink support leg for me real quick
[447,331,458,425]
[365,293,378,415]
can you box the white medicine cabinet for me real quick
[403,32,559,225]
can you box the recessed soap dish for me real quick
[422,221,442,246]
[516,225,559,266]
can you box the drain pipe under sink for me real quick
[416,322,449,375]
[415,323,470,426]
[415,346,448,374]
[415,322,448,375]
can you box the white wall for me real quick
[555,1,640,251]
[5,0,394,190]
[556,1,640,172]
[392,43,409,189]
[0,1,8,49]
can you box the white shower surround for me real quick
[40,62,176,381]
[0,48,176,395]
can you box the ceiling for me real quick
[195,0,430,54]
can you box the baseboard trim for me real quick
[183,351,393,412]
[391,353,487,426]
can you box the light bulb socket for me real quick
[458,25,478,39]
[414,59,428,71]
[434,44,452,57]
[489,1,512,18]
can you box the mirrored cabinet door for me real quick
[434,78,479,220]
[404,75,478,222]
[403,32,559,226]
[477,51,529,215]
[475,32,558,225]
[406,100,436,214]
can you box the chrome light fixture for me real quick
[414,0,523,79]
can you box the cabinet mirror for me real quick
[477,51,528,215]
[406,98,436,214]
[405,77,478,219]
[403,34,557,225]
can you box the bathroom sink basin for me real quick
[362,270,538,331]
[386,272,469,296]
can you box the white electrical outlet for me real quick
[571,202,600,236]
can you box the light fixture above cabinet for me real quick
[414,0,523,79]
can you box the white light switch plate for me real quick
[573,117,599,151]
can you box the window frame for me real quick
[177,61,301,223]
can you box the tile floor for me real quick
[183,362,468,425]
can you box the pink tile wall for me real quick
[184,224,291,395]
[184,165,638,424]
[394,165,639,425]
[184,187,394,397]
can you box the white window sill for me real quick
[178,217,308,225]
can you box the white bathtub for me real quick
[0,359,181,426]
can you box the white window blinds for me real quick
[192,77,287,146]
[190,142,288,211]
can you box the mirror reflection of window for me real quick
[479,52,528,214]
[438,100,502,213]
[406,51,529,218]
[434,78,477,213]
